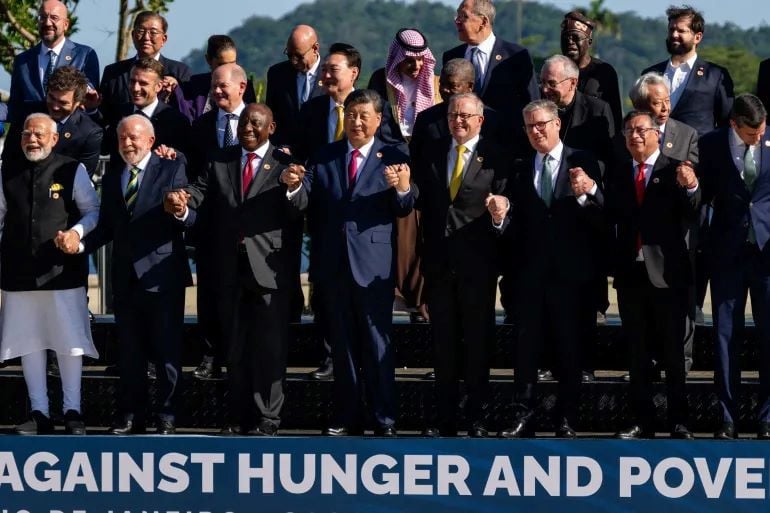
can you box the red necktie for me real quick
[348,148,360,190]
[635,162,646,253]
[243,152,257,197]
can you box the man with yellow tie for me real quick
[412,92,510,437]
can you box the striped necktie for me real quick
[43,50,56,91]
[124,166,140,214]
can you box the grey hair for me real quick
[25,112,57,133]
[542,54,579,79]
[449,92,484,115]
[442,58,475,84]
[117,113,156,137]
[522,99,559,119]
[471,0,496,26]
[629,72,669,109]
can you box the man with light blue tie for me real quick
[699,94,770,440]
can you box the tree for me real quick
[582,0,621,40]
[115,0,174,62]
[698,45,762,95]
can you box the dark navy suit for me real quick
[700,128,770,426]
[7,39,100,126]
[296,138,415,430]
[265,60,323,148]
[85,154,194,425]
[643,58,734,137]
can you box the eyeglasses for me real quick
[524,118,556,132]
[562,33,589,44]
[447,112,480,121]
[539,77,572,89]
[284,44,316,62]
[133,28,165,39]
[37,14,63,23]
[622,127,658,137]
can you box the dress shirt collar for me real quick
[730,126,756,151]
[328,89,355,112]
[347,137,375,160]
[135,98,159,118]
[241,140,270,161]
[126,150,152,173]
[218,102,246,121]
[536,140,564,168]
[134,53,161,61]
[451,134,480,155]
[305,55,321,78]
[637,148,661,170]
[666,53,697,72]
[470,33,496,55]
[41,37,66,55]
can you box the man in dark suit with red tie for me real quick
[699,94,770,440]
[168,104,304,436]
[286,89,415,436]
[442,0,538,149]
[609,111,700,440]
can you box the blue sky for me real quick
[0,0,765,91]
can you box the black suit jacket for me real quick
[643,58,734,137]
[104,101,192,161]
[409,102,503,160]
[265,60,323,149]
[99,55,192,131]
[578,57,622,134]
[186,144,303,290]
[503,145,604,289]
[757,58,770,111]
[443,38,539,143]
[295,94,334,164]
[414,136,509,280]
[188,108,223,181]
[85,153,194,296]
[175,71,257,122]
[560,90,615,174]
[607,152,700,290]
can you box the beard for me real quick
[665,37,694,56]
[24,147,51,162]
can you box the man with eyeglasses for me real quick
[99,11,192,133]
[412,92,508,438]
[6,0,100,129]
[560,10,622,133]
[266,25,324,149]
[608,111,699,440]
[492,99,603,439]
[443,0,538,149]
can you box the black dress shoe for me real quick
[156,418,176,435]
[15,410,55,435]
[671,424,694,440]
[63,409,86,435]
[109,416,146,435]
[409,312,428,324]
[582,371,596,383]
[758,422,770,440]
[615,425,653,439]
[309,362,333,381]
[555,419,577,438]
[193,356,222,380]
[249,420,278,436]
[323,425,350,436]
[422,371,436,380]
[714,422,736,440]
[219,425,244,436]
[375,425,397,437]
[147,362,157,380]
[47,351,60,377]
[421,427,440,437]
[499,419,533,439]
[469,422,488,438]
[537,369,553,381]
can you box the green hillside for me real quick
[182,0,767,104]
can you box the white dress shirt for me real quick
[447,134,480,184]
[464,33,496,84]
[38,37,66,85]
[664,53,698,110]
[216,103,246,148]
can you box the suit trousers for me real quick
[113,278,185,422]
[711,242,770,424]
[426,268,496,430]
[617,262,689,429]
[320,268,396,430]
[218,248,290,428]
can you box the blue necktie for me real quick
[223,113,238,148]
[43,50,56,91]
[471,47,483,92]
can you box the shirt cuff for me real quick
[77,242,85,254]
[686,182,699,195]
[396,186,411,198]
[71,224,84,239]
[174,207,190,221]
[286,183,303,199]
[576,182,598,207]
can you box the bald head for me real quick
[286,24,320,73]
[38,0,70,47]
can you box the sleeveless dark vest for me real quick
[1,152,88,291]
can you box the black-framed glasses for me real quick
[133,28,165,39]
[539,77,572,89]
[622,127,658,137]
[524,118,556,132]
[447,112,480,121]
[284,44,316,62]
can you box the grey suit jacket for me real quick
[661,118,699,164]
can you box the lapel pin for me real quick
[652,177,660,184]
[765,140,770,147]
[52,192,60,199]
[63,132,71,139]
[263,163,271,170]
[64,55,72,61]
[317,80,324,87]
[696,67,704,76]
[476,156,483,162]
[665,141,673,148]
[495,54,502,61]
[376,152,383,158]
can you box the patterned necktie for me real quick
[744,146,758,244]
[43,50,56,91]
[223,113,238,148]
[471,47,483,92]
[242,152,257,197]
[449,144,466,200]
[635,163,646,253]
[333,105,345,142]
[124,166,140,214]
[348,148,360,190]
[540,154,554,207]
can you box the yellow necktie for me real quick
[333,105,344,141]
[449,144,466,200]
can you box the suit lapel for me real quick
[461,142,484,194]
[480,40,505,95]
[247,145,279,198]
[28,44,45,96]
[228,156,243,202]
[57,40,76,72]
[132,155,163,218]
[553,148,572,199]
[352,140,384,195]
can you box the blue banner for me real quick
[0,437,767,512]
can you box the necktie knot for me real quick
[223,112,238,147]
[347,148,361,190]
[449,144,467,200]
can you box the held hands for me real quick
[154,144,177,160]
[280,164,306,192]
[54,229,80,254]
[569,167,595,197]
[485,193,509,225]
[159,76,179,102]
[82,86,101,111]
[676,160,698,189]
[383,163,411,193]
[163,190,191,217]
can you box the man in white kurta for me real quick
[0,113,99,434]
